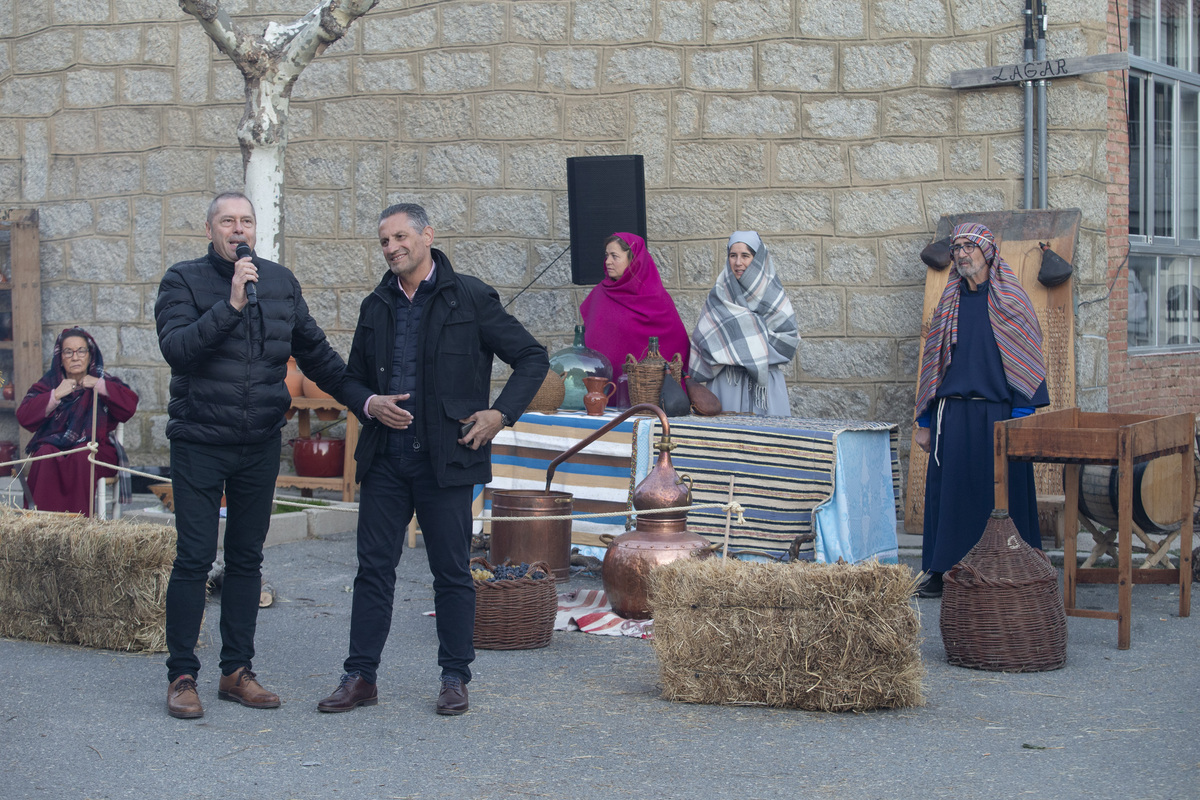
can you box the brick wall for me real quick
[1104,0,1200,420]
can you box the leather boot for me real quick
[167,675,203,719]
[217,667,281,708]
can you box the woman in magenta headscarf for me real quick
[579,232,689,407]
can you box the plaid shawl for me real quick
[915,223,1046,420]
[689,233,799,409]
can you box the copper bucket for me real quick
[489,490,573,581]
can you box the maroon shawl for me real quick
[579,232,690,382]
[22,327,110,453]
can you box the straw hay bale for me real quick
[0,509,175,652]
[648,557,925,711]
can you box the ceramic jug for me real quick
[582,376,616,416]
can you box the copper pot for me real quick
[489,490,573,581]
[545,403,713,620]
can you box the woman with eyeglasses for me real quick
[912,223,1049,598]
[16,327,139,515]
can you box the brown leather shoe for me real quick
[317,672,378,713]
[217,667,281,709]
[167,675,203,719]
[436,675,468,716]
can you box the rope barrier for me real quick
[1,448,746,525]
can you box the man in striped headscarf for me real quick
[913,222,1049,598]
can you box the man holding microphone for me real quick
[156,191,346,719]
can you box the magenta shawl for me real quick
[579,232,690,382]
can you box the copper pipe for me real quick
[544,403,669,492]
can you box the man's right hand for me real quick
[367,393,413,430]
[229,254,258,311]
[914,426,931,453]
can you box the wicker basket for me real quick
[526,368,565,414]
[940,510,1067,672]
[625,351,683,408]
[472,557,558,650]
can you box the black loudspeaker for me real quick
[566,155,647,285]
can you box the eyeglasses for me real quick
[949,242,979,255]
[62,347,89,358]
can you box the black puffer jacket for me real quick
[342,249,548,487]
[155,245,346,445]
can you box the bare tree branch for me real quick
[177,0,248,63]
[177,0,380,260]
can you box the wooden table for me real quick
[993,408,1194,649]
[276,397,359,503]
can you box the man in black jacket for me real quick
[155,192,346,719]
[317,203,548,716]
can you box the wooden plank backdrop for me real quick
[904,209,1081,533]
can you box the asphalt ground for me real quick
[1,528,1197,800]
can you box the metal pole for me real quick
[1035,0,1049,208]
[1024,0,1036,210]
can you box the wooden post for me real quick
[1180,442,1194,617]
[1116,428,1133,650]
[722,475,735,559]
[993,419,1009,511]
[1063,462,1080,610]
[88,386,99,518]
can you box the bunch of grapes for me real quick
[470,567,494,581]
[483,562,548,581]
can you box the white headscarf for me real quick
[689,232,799,409]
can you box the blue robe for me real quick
[921,280,1049,573]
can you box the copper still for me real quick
[545,403,712,619]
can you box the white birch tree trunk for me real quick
[178,0,378,262]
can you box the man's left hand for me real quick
[458,409,504,450]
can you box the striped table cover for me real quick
[632,416,901,564]
[485,410,642,546]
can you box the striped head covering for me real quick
[914,223,1046,420]
[689,232,799,409]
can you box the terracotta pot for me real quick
[301,374,333,400]
[2,383,13,401]
[292,434,345,478]
[285,357,303,397]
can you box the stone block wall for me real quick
[0,0,1114,475]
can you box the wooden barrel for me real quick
[1076,458,1183,533]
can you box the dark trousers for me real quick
[165,436,281,682]
[345,453,475,684]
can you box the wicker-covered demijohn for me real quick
[471,557,558,650]
[525,367,565,414]
[625,350,683,408]
[940,509,1067,672]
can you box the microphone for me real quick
[235,243,257,306]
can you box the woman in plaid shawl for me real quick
[689,231,799,416]
[913,222,1049,598]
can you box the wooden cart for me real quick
[993,408,1193,649]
